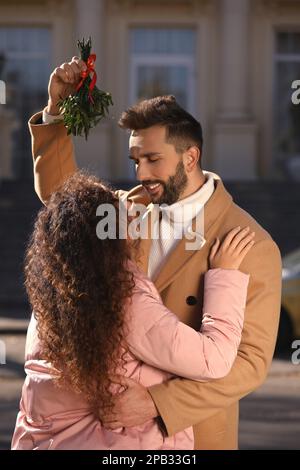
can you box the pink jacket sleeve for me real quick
[126,268,250,381]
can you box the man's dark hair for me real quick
[118,95,203,166]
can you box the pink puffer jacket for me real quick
[11,261,249,450]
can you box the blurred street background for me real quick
[1,0,300,450]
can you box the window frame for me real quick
[273,30,300,172]
[129,53,196,115]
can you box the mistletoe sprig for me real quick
[58,37,113,140]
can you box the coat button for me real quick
[186,295,197,306]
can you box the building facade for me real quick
[0,0,300,182]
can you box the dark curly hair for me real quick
[24,171,136,413]
[118,95,203,165]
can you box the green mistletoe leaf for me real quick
[58,37,113,140]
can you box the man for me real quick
[28,57,282,450]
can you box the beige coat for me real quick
[28,112,282,449]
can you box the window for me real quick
[0,27,51,178]
[273,31,300,178]
[130,28,196,112]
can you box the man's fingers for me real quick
[68,60,82,76]
[52,58,87,86]
[53,67,70,84]
[61,63,76,82]
[100,413,123,430]
[72,56,87,72]
[100,413,117,423]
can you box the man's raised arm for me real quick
[29,57,87,205]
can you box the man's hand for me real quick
[46,56,87,115]
[99,376,159,430]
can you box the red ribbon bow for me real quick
[76,53,97,104]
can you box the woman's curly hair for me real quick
[24,171,136,413]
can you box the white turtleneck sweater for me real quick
[147,171,215,280]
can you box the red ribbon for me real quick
[76,53,97,104]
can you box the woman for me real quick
[12,171,254,450]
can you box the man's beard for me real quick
[154,160,188,206]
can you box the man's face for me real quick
[129,125,188,205]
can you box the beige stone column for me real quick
[74,0,111,179]
[213,0,257,180]
[75,0,104,67]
